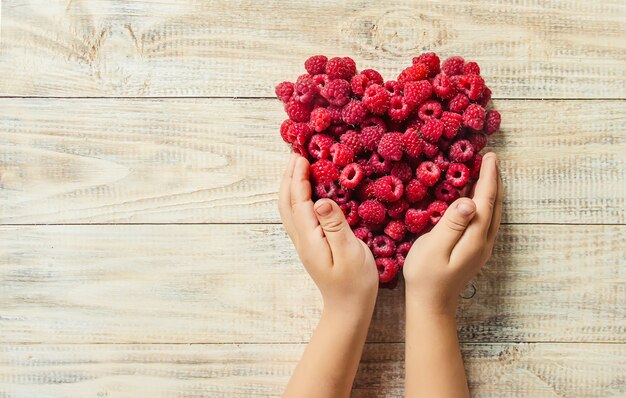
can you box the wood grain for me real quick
[1,343,624,397]
[1,224,623,344]
[0,99,623,224]
[0,0,624,98]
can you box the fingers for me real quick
[487,160,503,243]
[430,198,477,255]
[278,154,297,239]
[314,199,354,262]
[290,156,321,237]
[467,152,499,238]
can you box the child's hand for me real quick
[278,155,379,315]
[403,152,503,315]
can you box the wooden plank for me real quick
[0,224,623,344]
[1,343,624,397]
[0,0,624,98]
[0,99,623,224]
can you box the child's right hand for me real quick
[403,152,503,315]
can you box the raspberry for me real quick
[420,119,444,143]
[353,226,373,246]
[342,100,367,125]
[314,181,337,199]
[448,94,470,113]
[417,100,443,121]
[368,152,393,174]
[339,129,362,154]
[404,80,433,108]
[387,198,409,219]
[343,57,357,76]
[312,73,330,89]
[413,52,441,77]
[405,208,429,233]
[326,105,343,124]
[292,122,313,145]
[422,141,439,158]
[350,74,370,97]
[417,161,441,187]
[360,126,385,151]
[434,181,460,203]
[293,77,318,104]
[312,95,329,108]
[340,200,360,226]
[372,234,396,257]
[330,143,354,166]
[395,241,412,267]
[360,116,387,131]
[285,99,312,122]
[304,55,328,75]
[402,128,424,157]
[463,61,480,75]
[377,258,399,283]
[384,80,402,96]
[448,139,475,162]
[441,111,463,139]
[427,200,448,224]
[358,200,387,225]
[390,162,413,182]
[280,119,296,143]
[373,175,404,202]
[362,84,391,114]
[310,159,339,183]
[331,185,351,204]
[446,163,470,187]
[309,107,331,132]
[456,74,485,101]
[356,177,375,200]
[292,142,306,156]
[397,63,428,86]
[466,132,487,152]
[377,132,404,161]
[384,220,406,241]
[463,104,486,130]
[327,124,348,138]
[339,162,364,189]
[433,151,450,172]
[361,69,384,85]
[441,56,465,76]
[275,81,294,103]
[320,79,351,107]
[405,179,428,203]
[431,73,456,100]
[325,57,355,80]
[388,96,411,122]
[467,153,483,179]
[477,87,492,107]
[485,110,501,135]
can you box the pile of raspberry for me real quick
[275,53,501,288]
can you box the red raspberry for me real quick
[330,143,354,166]
[405,208,430,233]
[360,116,387,131]
[418,100,443,121]
[339,200,360,226]
[384,80,402,96]
[339,129,362,154]
[372,234,396,257]
[395,241,412,267]
[304,55,328,75]
[368,152,393,174]
[350,74,370,97]
[360,126,385,151]
[402,128,424,157]
[384,220,406,241]
[312,73,330,90]
[463,61,480,75]
[466,132,487,152]
[310,159,339,183]
[330,185,351,204]
[433,151,450,172]
[354,226,373,246]
[456,74,485,101]
[397,63,429,86]
[432,73,457,99]
[441,111,463,139]
[420,119,444,143]
[285,99,312,122]
[314,181,337,199]
[417,161,441,187]
[391,162,413,182]
[448,94,470,113]
[356,177,375,200]
[448,139,475,162]
[361,69,384,85]
[388,96,411,122]
[293,77,318,104]
[405,179,428,203]
[434,181,460,203]
[377,132,404,161]
[292,142,307,156]
[325,57,355,80]
[377,258,399,283]
[446,163,470,187]
[441,56,465,76]
[373,175,404,202]
[387,198,409,219]
[422,140,439,158]
[339,162,364,189]
[477,87,492,107]
[326,105,343,124]
[280,119,296,143]
[485,110,501,135]
[467,153,483,179]
[404,80,433,108]
[312,95,329,108]
[413,52,441,77]
[463,104,486,130]
[275,81,294,103]
[343,57,357,76]
[320,79,351,107]
[292,122,313,145]
[362,84,391,114]
[342,100,367,125]
[309,107,331,132]
[358,200,387,225]
[327,124,348,138]
[427,200,448,224]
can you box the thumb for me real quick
[432,198,476,253]
[314,198,353,256]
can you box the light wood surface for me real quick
[0,0,624,98]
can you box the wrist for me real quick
[405,288,458,319]
[322,294,377,327]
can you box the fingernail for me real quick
[315,202,332,216]
[457,202,475,216]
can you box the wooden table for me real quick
[0,1,624,396]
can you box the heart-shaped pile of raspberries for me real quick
[275,53,501,287]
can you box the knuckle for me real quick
[445,216,467,232]
[323,217,346,233]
